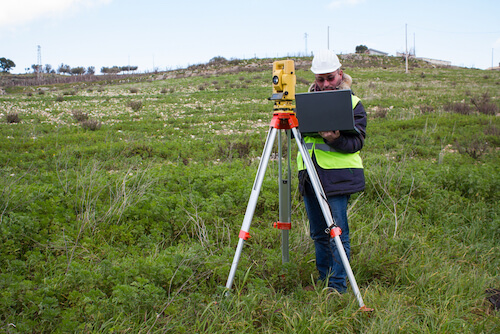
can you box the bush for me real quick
[129,87,139,94]
[72,110,89,122]
[454,138,488,159]
[444,101,472,115]
[208,56,227,65]
[5,112,21,123]
[127,101,143,111]
[81,119,101,131]
[471,92,499,115]
[419,105,435,113]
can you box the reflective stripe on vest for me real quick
[297,95,363,171]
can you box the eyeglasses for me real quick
[315,72,338,83]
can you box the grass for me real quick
[0,55,499,333]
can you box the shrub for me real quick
[81,119,101,131]
[484,124,499,137]
[419,105,434,114]
[55,96,64,102]
[444,101,472,115]
[129,87,139,94]
[471,92,498,115]
[372,107,388,118]
[127,101,143,111]
[208,56,227,65]
[6,112,21,123]
[160,88,168,94]
[454,139,488,159]
[72,110,89,122]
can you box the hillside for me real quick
[0,55,499,333]
[0,54,439,91]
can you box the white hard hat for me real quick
[311,50,342,74]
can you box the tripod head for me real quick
[270,60,296,113]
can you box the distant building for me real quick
[366,48,389,56]
[416,57,451,67]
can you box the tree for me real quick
[0,57,16,72]
[120,66,138,72]
[31,64,42,73]
[57,63,71,75]
[209,56,227,65]
[70,67,85,75]
[101,66,121,74]
[355,45,368,54]
[86,66,95,75]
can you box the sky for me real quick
[1,0,499,74]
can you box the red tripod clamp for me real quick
[270,112,299,130]
[273,221,292,230]
[329,227,342,238]
[238,230,251,240]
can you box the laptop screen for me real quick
[295,89,357,134]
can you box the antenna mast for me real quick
[405,24,408,73]
[37,45,42,79]
[304,33,308,56]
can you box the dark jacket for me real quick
[299,73,367,196]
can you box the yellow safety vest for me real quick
[297,95,363,171]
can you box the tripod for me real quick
[225,109,371,311]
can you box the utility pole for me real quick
[304,33,308,56]
[413,33,416,57]
[327,26,330,50]
[37,45,42,79]
[405,24,409,74]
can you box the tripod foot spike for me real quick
[359,305,374,312]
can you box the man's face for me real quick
[314,70,343,91]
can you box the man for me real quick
[298,50,367,293]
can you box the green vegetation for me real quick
[0,55,499,333]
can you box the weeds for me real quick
[367,157,416,237]
[128,100,143,111]
[471,92,499,115]
[444,101,473,114]
[71,109,89,122]
[81,119,101,130]
[0,57,498,333]
[5,112,21,123]
[454,138,489,159]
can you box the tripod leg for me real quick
[291,128,367,310]
[226,127,278,291]
[278,129,292,263]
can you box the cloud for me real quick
[328,0,365,10]
[0,0,112,28]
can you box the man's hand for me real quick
[318,130,340,142]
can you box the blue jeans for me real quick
[303,184,350,293]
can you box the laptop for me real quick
[295,89,359,135]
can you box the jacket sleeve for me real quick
[324,100,367,153]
